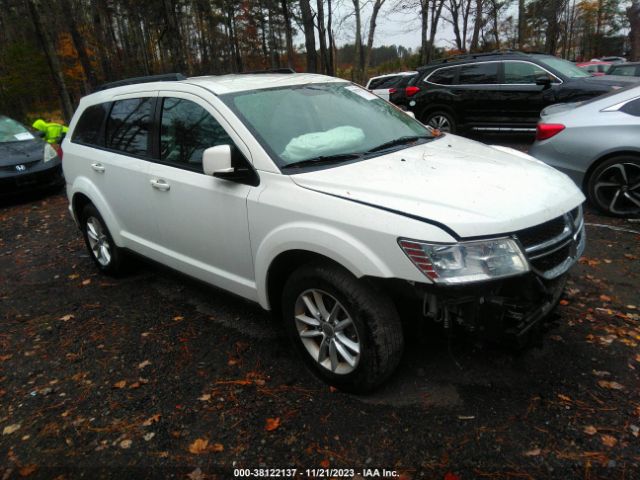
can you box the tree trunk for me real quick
[282,0,296,68]
[27,0,74,121]
[59,0,97,91]
[420,0,429,65]
[299,0,317,72]
[268,6,281,68]
[91,0,113,82]
[316,0,329,73]
[364,0,386,70]
[470,0,482,51]
[518,0,525,48]
[427,0,445,62]
[352,0,364,82]
[629,1,640,61]
[327,0,335,75]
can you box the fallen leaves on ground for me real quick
[523,448,541,456]
[584,425,598,435]
[265,417,281,431]
[601,435,617,447]
[113,380,126,389]
[188,438,223,454]
[142,414,161,426]
[2,424,21,435]
[597,380,624,390]
[137,360,151,370]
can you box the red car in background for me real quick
[576,61,612,76]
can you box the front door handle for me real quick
[91,162,105,173]
[150,178,170,191]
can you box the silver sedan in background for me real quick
[530,84,640,217]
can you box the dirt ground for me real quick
[1,151,639,479]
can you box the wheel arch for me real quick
[69,177,123,245]
[418,103,458,125]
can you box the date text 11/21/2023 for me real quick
[233,468,401,478]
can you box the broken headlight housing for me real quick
[399,237,529,284]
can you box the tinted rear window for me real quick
[611,65,638,76]
[458,63,499,84]
[72,103,109,146]
[427,68,456,85]
[105,98,153,156]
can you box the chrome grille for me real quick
[515,206,585,279]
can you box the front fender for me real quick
[254,222,396,309]
[70,176,124,246]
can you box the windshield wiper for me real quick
[282,152,363,169]
[366,135,431,153]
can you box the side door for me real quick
[499,60,560,128]
[148,91,256,300]
[447,61,503,128]
[97,93,160,252]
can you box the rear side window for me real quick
[504,62,554,84]
[369,76,399,90]
[72,103,109,146]
[621,98,640,117]
[458,63,499,84]
[427,68,456,85]
[105,98,153,156]
[160,97,232,169]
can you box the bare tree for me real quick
[352,0,364,82]
[281,0,296,68]
[316,0,330,73]
[630,0,640,61]
[300,0,317,72]
[470,0,484,51]
[364,0,388,70]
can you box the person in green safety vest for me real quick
[32,118,69,144]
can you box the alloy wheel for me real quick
[427,114,451,132]
[85,216,112,267]
[294,289,361,375]
[593,162,640,216]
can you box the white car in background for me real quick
[62,72,585,392]
[365,71,417,101]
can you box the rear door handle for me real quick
[91,162,105,173]
[150,178,170,191]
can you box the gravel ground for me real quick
[1,136,639,479]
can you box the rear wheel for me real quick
[282,262,404,393]
[423,110,456,133]
[80,204,126,275]
[587,156,640,217]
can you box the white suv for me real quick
[63,72,585,392]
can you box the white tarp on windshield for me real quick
[281,126,365,162]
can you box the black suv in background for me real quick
[392,51,640,133]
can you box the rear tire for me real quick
[80,204,126,276]
[282,262,404,393]
[422,110,456,134]
[587,155,640,217]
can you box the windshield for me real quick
[222,82,431,168]
[0,116,35,143]
[536,56,590,79]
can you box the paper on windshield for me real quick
[14,132,35,141]
[344,85,378,101]
[281,126,366,162]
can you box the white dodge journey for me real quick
[62,72,585,391]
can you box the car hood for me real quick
[0,139,44,167]
[290,134,585,238]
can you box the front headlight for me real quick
[399,237,529,284]
[43,143,58,163]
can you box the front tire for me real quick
[587,156,640,217]
[282,262,404,393]
[80,204,125,275]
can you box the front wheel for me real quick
[282,263,404,393]
[587,156,640,217]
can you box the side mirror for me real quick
[203,145,234,177]
[535,76,552,88]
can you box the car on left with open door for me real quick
[63,72,585,392]
[0,115,63,196]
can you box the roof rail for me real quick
[94,73,187,92]
[238,68,296,74]
[421,50,540,68]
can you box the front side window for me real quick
[621,98,640,117]
[458,63,499,84]
[160,97,232,169]
[611,65,637,77]
[223,83,431,168]
[105,98,153,156]
[72,103,110,146]
[369,76,398,89]
[504,62,555,84]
